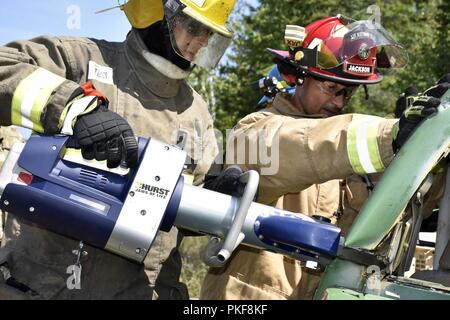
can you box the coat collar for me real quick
[270,93,327,118]
[124,29,191,98]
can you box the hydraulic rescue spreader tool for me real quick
[0,135,341,267]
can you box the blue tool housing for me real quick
[0,135,183,253]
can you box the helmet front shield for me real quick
[316,20,408,70]
[164,0,234,69]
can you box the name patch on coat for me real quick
[88,61,114,85]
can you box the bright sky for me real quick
[0,0,131,45]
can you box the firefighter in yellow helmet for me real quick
[122,0,234,69]
[0,0,236,299]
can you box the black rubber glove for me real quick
[393,74,450,152]
[395,85,418,118]
[203,166,246,197]
[73,105,138,168]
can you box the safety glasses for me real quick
[177,13,214,38]
[312,76,359,101]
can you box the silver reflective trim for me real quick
[69,193,107,214]
[105,139,186,262]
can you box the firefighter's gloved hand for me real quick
[395,86,418,118]
[393,90,445,153]
[73,105,138,168]
[422,73,450,97]
[395,73,450,119]
[436,73,450,85]
[203,166,247,197]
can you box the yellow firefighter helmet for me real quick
[122,0,235,37]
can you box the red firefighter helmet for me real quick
[269,15,408,85]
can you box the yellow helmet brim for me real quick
[182,6,233,38]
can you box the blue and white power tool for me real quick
[0,135,341,267]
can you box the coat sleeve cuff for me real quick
[378,118,398,168]
[40,80,80,134]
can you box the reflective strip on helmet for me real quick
[190,0,207,7]
[347,115,385,175]
[308,37,323,49]
[11,68,66,133]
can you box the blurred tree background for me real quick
[181,0,450,298]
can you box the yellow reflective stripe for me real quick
[347,115,385,175]
[182,173,195,185]
[60,96,98,135]
[58,100,74,130]
[392,121,399,141]
[12,68,66,132]
[12,69,44,131]
[367,119,385,172]
[347,115,366,175]
[59,94,99,131]
[58,93,83,130]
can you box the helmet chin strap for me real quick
[363,85,370,100]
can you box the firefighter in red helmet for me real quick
[200,15,446,300]
[259,15,408,119]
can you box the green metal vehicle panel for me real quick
[315,259,367,299]
[317,89,450,300]
[323,288,391,300]
[380,277,450,300]
[345,90,450,249]
[321,276,450,300]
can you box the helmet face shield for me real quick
[316,20,408,71]
[166,11,232,69]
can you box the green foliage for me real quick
[433,0,450,77]
[179,236,209,299]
